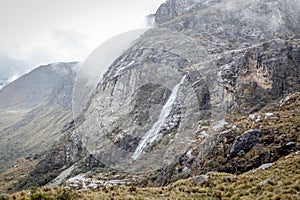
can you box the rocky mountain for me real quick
[0,62,77,176]
[0,62,77,109]
[6,0,300,195]
[149,92,300,186]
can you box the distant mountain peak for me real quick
[0,61,78,109]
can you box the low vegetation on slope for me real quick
[2,93,299,199]
[0,158,37,194]
[148,92,300,186]
[5,152,299,200]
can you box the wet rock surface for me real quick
[20,0,300,190]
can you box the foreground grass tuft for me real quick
[9,152,299,199]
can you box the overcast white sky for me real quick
[0,0,165,68]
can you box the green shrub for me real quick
[56,189,73,200]
[0,194,9,200]
[29,192,53,200]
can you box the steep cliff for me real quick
[21,0,300,190]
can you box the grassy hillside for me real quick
[5,152,299,200]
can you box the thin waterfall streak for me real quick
[132,75,186,160]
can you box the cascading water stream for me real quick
[131,75,186,160]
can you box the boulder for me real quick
[230,129,262,157]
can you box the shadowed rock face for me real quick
[211,39,300,113]
[229,129,262,157]
[27,0,300,187]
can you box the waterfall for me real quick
[131,75,186,160]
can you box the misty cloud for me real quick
[0,0,166,68]
[53,29,88,50]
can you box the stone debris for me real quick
[66,174,134,190]
[255,163,273,171]
[264,113,274,117]
[192,175,208,185]
[259,178,271,185]
[198,131,209,138]
[186,150,193,159]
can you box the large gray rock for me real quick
[230,129,262,157]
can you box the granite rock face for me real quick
[214,39,300,113]
[28,0,300,187]
[155,0,222,24]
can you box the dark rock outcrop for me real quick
[229,129,262,157]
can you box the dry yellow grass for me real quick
[0,158,37,194]
[8,152,299,200]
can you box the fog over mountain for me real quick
[0,1,166,91]
[0,0,299,199]
[0,53,30,89]
[0,0,166,70]
[20,0,299,188]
